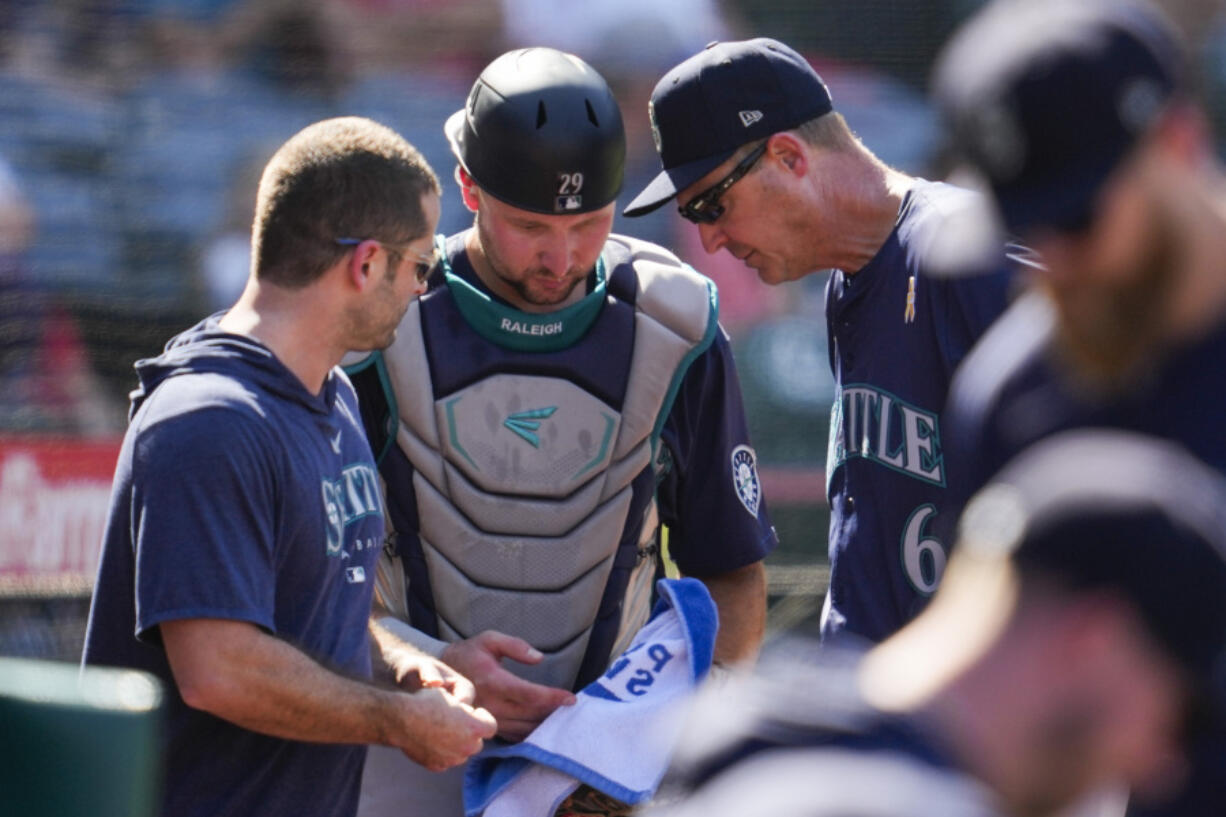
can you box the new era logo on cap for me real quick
[624,38,834,218]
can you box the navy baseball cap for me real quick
[934,0,1185,235]
[958,429,1226,714]
[623,38,833,218]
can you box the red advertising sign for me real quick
[0,436,120,586]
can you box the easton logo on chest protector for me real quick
[504,407,558,447]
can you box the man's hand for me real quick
[441,630,576,741]
[161,617,495,770]
[390,686,497,772]
[385,645,476,705]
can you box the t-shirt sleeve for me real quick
[657,328,778,577]
[130,403,279,641]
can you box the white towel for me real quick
[463,577,718,816]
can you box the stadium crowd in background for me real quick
[81,116,495,817]
[345,46,776,817]
[0,0,906,437]
[625,37,1013,644]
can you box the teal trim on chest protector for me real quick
[651,269,720,452]
[443,253,608,352]
[342,351,399,467]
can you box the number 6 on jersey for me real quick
[901,504,947,595]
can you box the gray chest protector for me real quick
[371,235,717,690]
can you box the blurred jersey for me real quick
[645,643,999,817]
[944,293,1226,817]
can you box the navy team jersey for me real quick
[944,294,1226,817]
[650,643,998,817]
[822,180,1012,643]
[83,317,385,817]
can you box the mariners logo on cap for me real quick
[1118,77,1165,133]
[731,445,762,518]
[971,102,1026,182]
[648,101,663,154]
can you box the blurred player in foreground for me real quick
[83,117,496,817]
[646,429,1226,817]
[625,37,1015,644]
[345,48,777,817]
[935,3,1226,813]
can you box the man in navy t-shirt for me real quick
[626,38,1014,643]
[646,432,1226,817]
[83,117,496,817]
[934,3,1226,815]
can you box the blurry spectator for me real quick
[0,156,120,434]
[3,0,134,86]
[218,0,350,99]
[132,0,351,97]
[0,158,33,255]
[499,0,738,75]
[195,151,266,314]
[139,9,228,77]
[319,0,504,82]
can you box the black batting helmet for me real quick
[445,47,626,215]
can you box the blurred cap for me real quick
[624,38,833,218]
[959,429,1226,715]
[934,0,1185,236]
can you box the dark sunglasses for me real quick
[678,142,769,224]
[335,238,441,285]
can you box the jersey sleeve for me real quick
[129,402,279,641]
[657,328,778,577]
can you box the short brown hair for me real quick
[732,112,860,179]
[252,116,441,289]
[791,111,860,152]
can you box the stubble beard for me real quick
[1050,211,1176,395]
[348,277,408,352]
[476,221,584,307]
